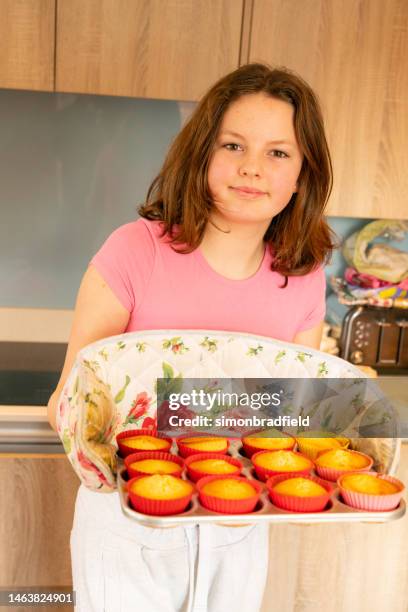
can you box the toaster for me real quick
[340,306,408,368]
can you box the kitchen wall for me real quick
[0,88,401,311]
[1,89,180,308]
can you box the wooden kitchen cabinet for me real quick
[0,455,79,589]
[248,0,408,220]
[0,0,55,91]
[56,0,243,101]
[261,443,408,612]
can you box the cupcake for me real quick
[127,474,194,515]
[295,432,350,460]
[185,453,242,482]
[314,448,373,482]
[196,475,262,514]
[266,474,333,512]
[338,472,405,511]
[124,451,184,479]
[242,431,295,457]
[116,429,172,457]
[251,449,313,481]
[177,436,229,458]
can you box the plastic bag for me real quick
[342,220,408,283]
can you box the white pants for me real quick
[70,485,269,612]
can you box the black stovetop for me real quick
[0,342,67,405]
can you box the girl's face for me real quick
[207,93,303,228]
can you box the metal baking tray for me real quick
[117,440,406,526]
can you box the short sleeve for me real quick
[90,219,156,313]
[296,266,326,332]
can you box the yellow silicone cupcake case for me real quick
[118,438,406,527]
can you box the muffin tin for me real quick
[117,439,406,527]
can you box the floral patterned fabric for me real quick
[56,329,400,492]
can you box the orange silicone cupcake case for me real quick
[185,452,242,482]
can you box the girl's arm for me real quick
[292,321,324,350]
[47,264,130,431]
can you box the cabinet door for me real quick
[249,0,408,220]
[0,0,55,91]
[0,456,79,586]
[56,0,243,101]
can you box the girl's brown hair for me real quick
[139,63,337,278]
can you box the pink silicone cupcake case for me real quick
[314,449,374,482]
[337,471,405,512]
[117,438,406,526]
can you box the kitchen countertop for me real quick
[0,307,406,443]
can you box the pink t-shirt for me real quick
[90,218,326,342]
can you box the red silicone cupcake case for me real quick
[185,453,242,482]
[124,451,184,479]
[266,473,334,513]
[176,436,230,458]
[117,438,405,525]
[251,449,314,481]
[116,428,172,457]
[241,432,296,458]
[127,474,194,516]
[196,474,262,514]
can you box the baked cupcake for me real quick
[196,475,262,514]
[251,449,313,481]
[177,436,229,458]
[185,453,242,482]
[242,431,295,457]
[125,451,184,479]
[266,474,333,512]
[116,429,172,457]
[338,472,405,511]
[295,432,350,460]
[314,448,373,482]
[127,474,194,515]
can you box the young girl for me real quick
[48,62,335,612]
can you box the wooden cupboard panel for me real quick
[250,0,408,220]
[56,0,243,101]
[0,456,79,586]
[0,0,55,91]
